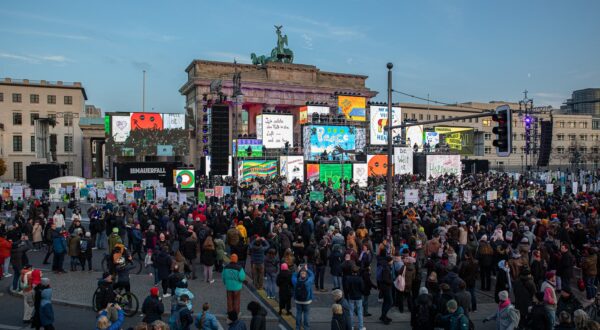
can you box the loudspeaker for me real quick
[211,104,230,175]
[537,121,552,167]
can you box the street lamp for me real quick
[385,62,393,239]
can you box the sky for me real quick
[1,0,599,112]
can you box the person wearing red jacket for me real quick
[0,234,12,278]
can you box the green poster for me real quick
[345,194,356,202]
[309,191,324,202]
[145,189,154,201]
[79,188,89,198]
[198,191,206,203]
[319,164,352,189]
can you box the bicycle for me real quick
[101,253,144,275]
[92,286,139,317]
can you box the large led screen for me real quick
[433,126,475,155]
[405,125,424,149]
[369,106,402,145]
[368,154,392,177]
[106,112,188,156]
[319,164,352,189]
[280,156,304,182]
[303,125,356,161]
[238,160,278,182]
[338,96,366,121]
[234,139,263,157]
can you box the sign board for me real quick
[394,147,413,175]
[205,189,215,198]
[156,187,166,201]
[546,184,554,194]
[309,191,324,202]
[250,194,265,205]
[283,195,294,208]
[338,95,366,121]
[215,186,224,198]
[352,163,368,188]
[426,155,461,179]
[167,192,178,202]
[256,114,293,149]
[405,189,419,205]
[369,106,401,145]
[463,190,472,203]
[367,154,391,176]
[173,169,195,189]
[299,106,329,124]
[406,125,424,149]
[280,156,304,182]
[433,193,447,202]
[306,164,320,182]
[238,160,277,182]
[486,190,498,201]
[319,164,352,189]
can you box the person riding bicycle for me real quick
[110,243,136,293]
[95,272,116,311]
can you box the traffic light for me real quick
[492,105,512,157]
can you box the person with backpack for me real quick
[247,301,267,330]
[292,264,314,330]
[483,290,520,330]
[411,287,434,330]
[67,229,81,271]
[79,232,93,271]
[169,294,194,330]
[342,265,365,330]
[439,299,470,330]
[222,254,246,315]
[276,263,293,315]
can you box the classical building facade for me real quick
[0,78,87,182]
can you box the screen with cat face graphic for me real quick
[106,112,188,156]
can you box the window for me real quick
[594,121,600,129]
[581,122,588,129]
[64,135,74,152]
[569,146,576,153]
[12,112,22,125]
[427,115,431,120]
[64,95,73,105]
[484,146,491,154]
[512,133,517,141]
[64,113,73,127]
[593,147,599,154]
[557,134,565,141]
[484,133,491,140]
[558,121,565,128]
[65,161,73,175]
[469,118,472,123]
[520,134,525,140]
[30,94,39,103]
[441,115,446,119]
[580,134,588,141]
[0,92,3,102]
[569,122,576,128]
[557,147,565,154]
[580,147,587,153]
[403,113,407,120]
[474,118,478,123]
[30,113,39,125]
[30,135,35,152]
[411,113,416,119]
[434,115,438,120]
[482,119,491,127]
[419,114,423,120]
[13,135,22,152]
[12,93,22,103]
[47,95,56,104]
[13,162,23,181]
[569,134,576,141]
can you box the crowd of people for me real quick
[1,171,600,330]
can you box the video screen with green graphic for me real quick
[433,126,474,155]
[173,169,195,189]
[238,160,278,182]
[319,164,352,189]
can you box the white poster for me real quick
[24,188,31,199]
[178,193,187,204]
[434,193,447,202]
[280,156,304,182]
[486,190,497,201]
[97,189,107,198]
[163,113,185,129]
[257,114,294,149]
[168,192,178,202]
[34,189,43,198]
[573,182,578,193]
[352,163,368,188]
[463,190,472,203]
[116,190,124,203]
[104,181,115,193]
[156,187,166,201]
[394,147,413,175]
[405,189,419,205]
[369,106,401,145]
[406,125,424,149]
[10,186,23,199]
[111,115,131,142]
[546,184,554,194]
[426,155,461,179]
[425,131,440,146]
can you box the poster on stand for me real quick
[394,147,413,175]
[352,163,368,188]
[405,189,419,205]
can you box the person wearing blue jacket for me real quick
[39,286,54,329]
[51,227,67,273]
[95,304,125,330]
[195,302,220,330]
[292,264,314,330]
[249,237,269,290]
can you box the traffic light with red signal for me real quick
[492,105,512,157]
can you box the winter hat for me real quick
[112,227,119,233]
[332,289,343,301]
[280,263,288,271]
[498,290,509,302]
[520,237,529,244]
[41,278,50,286]
[230,254,238,263]
[479,235,488,242]
[85,232,91,238]
[150,287,159,297]
[419,287,429,295]
[545,270,556,280]
[446,299,457,311]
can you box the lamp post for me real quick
[385,63,393,239]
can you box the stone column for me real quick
[95,140,105,178]
[246,104,263,135]
[82,137,92,178]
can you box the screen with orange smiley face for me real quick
[130,113,163,130]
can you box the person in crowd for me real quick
[438,299,469,330]
[141,287,164,324]
[247,301,267,330]
[226,311,247,330]
[292,264,314,330]
[483,290,520,330]
[67,228,81,271]
[557,287,583,320]
[555,311,576,330]
[222,254,246,315]
[96,303,125,330]
[195,302,219,330]
[264,248,279,299]
[249,236,269,290]
[152,247,173,297]
[276,262,293,315]
[39,278,55,330]
[582,247,598,301]
[378,255,394,325]
[331,303,350,330]
[51,226,66,274]
[11,233,32,291]
[169,294,194,330]
[525,292,551,330]
[200,235,217,283]
[79,231,93,271]
[411,287,434,330]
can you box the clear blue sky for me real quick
[1,0,599,112]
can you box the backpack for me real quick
[168,305,184,330]
[294,279,309,302]
[80,239,89,253]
